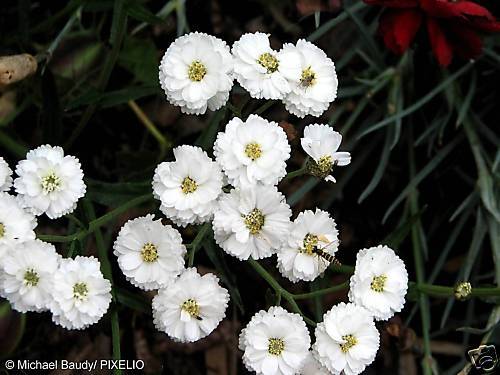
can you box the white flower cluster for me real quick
[148,96,407,373]
[0,147,114,330]
[113,213,229,342]
[240,243,408,375]
[159,32,338,117]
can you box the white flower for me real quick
[50,256,112,330]
[0,156,13,192]
[213,185,291,260]
[0,192,37,249]
[282,40,338,118]
[301,124,351,183]
[152,268,229,342]
[299,351,330,375]
[14,145,86,219]
[153,145,223,227]
[214,114,291,187]
[0,240,60,313]
[349,245,408,321]
[232,32,301,100]
[239,306,310,375]
[277,208,338,282]
[159,32,233,115]
[113,215,186,291]
[313,302,379,375]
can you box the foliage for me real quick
[0,0,499,374]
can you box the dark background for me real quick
[1,0,499,374]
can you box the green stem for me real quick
[292,281,349,300]
[38,194,152,243]
[128,100,171,160]
[408,131,433,375]
[187,223,211,267]
[110,308,121,375]
[248,259,316,326]
[82,199,121,375]
[226,102,242,118]
[254,101,275,115]
[284,166,307,180]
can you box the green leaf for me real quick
[66,85,158,110]
[195,108,227,152]
[358,63,473,139]
[358,129,390,203]
[288,177,319,207]
[125,1,164,25]
[456,71,476,127]
[85,179,151,207]
[382,208,425,249]
[0,302,26,357]
[116,288,151,314]
[383,135,463,223]
[308,2,365,42]
[118,36,158,84]
[203,237,245,314]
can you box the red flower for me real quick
[365,0,500,66]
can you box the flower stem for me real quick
[128,99,172,159]
[187,223,211,267]
[292,281,349,300]
[38,194,152,243]
[248,259,317,326]
[284,166,307,180]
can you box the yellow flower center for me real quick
[268,338,285,356]
[244,142,262,161]
[73,282,89,301]
[258,52,279,73]
[181,176,198,194]
[302,233,319,255]
[188,60,207,82]
[41,172,61,193]
[0,223,5,238]
[243,208,265,235]
[340,334,358,353]
[24,269,39,287]
[141,242,158,263]
[370,274,387,293]
[300,66,316,87]
[307,155,334,179]
[181,299,200,318]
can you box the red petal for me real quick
[379,9,422,54]
[446,23,483,59]
[470,18,500,32]
[364,0,418,8]
[420,0,495,20]
[426,17,453,66]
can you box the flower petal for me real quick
[426,17,453,67]
[379,9,422,54]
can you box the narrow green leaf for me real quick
[203,238,245,314]
[115,288,151,314]
[308,2,365,42]
[66,86,159,110]
[125,1,164,25]
[358,129,390,203]
[358,63,473,139]
[383,135,462,223]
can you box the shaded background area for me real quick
[1,0,499,374]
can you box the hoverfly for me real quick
[308,234,342,267]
